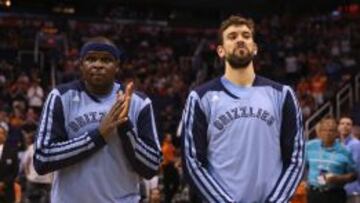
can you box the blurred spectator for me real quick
[306,117,356,203]
[25,108,39,123]
[0,109,10,127]
[0,9,359,203]
[310,71,327,107]
[325,58,342,81]
[142,176,159,203]
[27,77,44,111]
[291,181,307,203]
[284,52,300,85]
[338,117,360,203]
[10,74,30,100]
[20,122,52,203]
[353,125,360,140]
[297,77,311,95]
[299,93,315,120]
[10,102,26,129]
[162,133,179,203]
[0,124,19,203]
[149,188,161,203]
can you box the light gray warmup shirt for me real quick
[34,80,162,203]
[180,75,305,203]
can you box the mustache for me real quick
[236,44,246,48]
[233,46,249,54]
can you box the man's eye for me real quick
[243,33,251,39]
[228,35,237,40]
[102,58,113,63]
[85,57,96,62]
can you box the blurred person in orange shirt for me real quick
[310,72,327,107]
[297,77,311,95]
[291,181,307,203]
[162,133,179,203]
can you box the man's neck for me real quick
[84,82,114,96]
[340,133,351,142]
[224,62,255,86]
[322,140,336,148]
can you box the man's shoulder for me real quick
[133,90,149,101]
[349,137,360,145]
[54,80,83,95]
[347,138,360,150]
[253,75,284,92]
[333,140,352,156]
[131,90,152,109]
[192,77,223,98]
[114,81,149,102]
[306,139,321,149]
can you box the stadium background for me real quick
[0,0,359,202]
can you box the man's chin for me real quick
[227,58,252,69]
[90,79,111,87]
[226,53,253,69]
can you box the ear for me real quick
[217,45,225,58]
[115,60,120,74]
[253,43,258,56]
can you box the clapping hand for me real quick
[99,82,134,139]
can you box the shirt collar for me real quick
[343,135,353,145]
[321,139,340,151]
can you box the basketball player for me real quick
[180,16,305,203]
[33,37,162,203]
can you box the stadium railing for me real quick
[305,72,360,139]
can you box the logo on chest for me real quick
[213,106,275,130]
[69,111,106,133]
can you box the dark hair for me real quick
[83,36,116,47]
[339,114,353,122]
[218,15,255,45]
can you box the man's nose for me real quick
[92,60,104,68]
[236,39,246,46]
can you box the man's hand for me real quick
[325,172,357,185]
[98,82,134,140]
[118,82,134,124]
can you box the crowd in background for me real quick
[0,9,359,203]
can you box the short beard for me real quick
[226,51,254,69]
